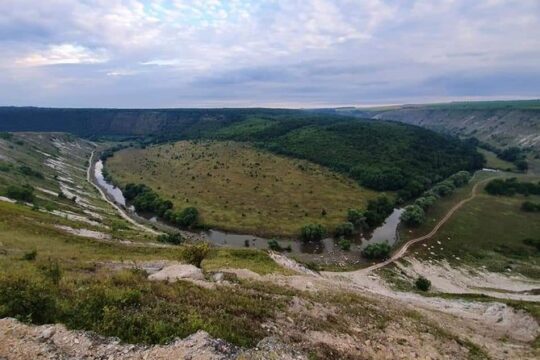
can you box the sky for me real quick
[0,0,539,108]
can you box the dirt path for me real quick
[342,176,492,276]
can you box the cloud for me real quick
[0,0,539,107]
[17,44,108,66]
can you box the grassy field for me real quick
[477,148,516,171]
[409,175,540,278]
[106,140,380,237]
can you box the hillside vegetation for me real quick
[0,107,484,195]
[107,141,379,236]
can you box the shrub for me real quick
[5,184,34,202]
[22,250,37,261]
[415,276,431,291]
[267,239,290,252]
[448,171,471,187]
[18,165,44,179]
[157,232,184,245]
[300,224,325,242]
[338,238,351,251]
[347,209,367,230]
[0,275,57,324]
[182,242,210,268]
[414,195,437,210]
[521,201,540,212]
[40,260,62,285]
[523,238,540,251]
[362,242,391,260]
[334,222,355,237]
[400,205,426,227]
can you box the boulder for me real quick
[148,264,205,283]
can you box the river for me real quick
[94,159,404,264]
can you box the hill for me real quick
[0,107,484,194]
[106,140,379,236]
[317,100,540,152]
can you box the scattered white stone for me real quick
[148,264,205,283]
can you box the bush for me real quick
[523,238,540,251]
[521,201,540,212]
[415,276,431,291]
[267,239,290,252]
[364,196,394,228]
[485,178,540,196]
[4,184,34,202]
[157,232,184,245]
[347,209,367,230]
[448,171,471,187]
[300,224,325,242]
[400,205,426,227]
[338,238,351,251]
[334,222,355,237]
[182,242,210,268]
[362,242,391,260]
[414,195,437,210]
[0,275,57,324]
[18,165,44,179]
[22,250,37,261]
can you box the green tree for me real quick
[362,242,391,260]
[300,224,325,242]
[400,205,426,227]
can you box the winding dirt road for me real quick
[344,175,493,275]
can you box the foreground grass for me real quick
[106,140,380,237]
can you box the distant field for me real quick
[410,176,540,278]
[106,140,380,236]
[478,148,516,171]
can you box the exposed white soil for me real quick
[0,196,16,204]
[47,209,104,228]
[148,264,206,282]
[0,318,308,360]
[395,257,540,301]
[55,225,111,240]
[36,187,59,197]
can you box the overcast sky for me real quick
[1,0,539,108]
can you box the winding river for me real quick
[94,159,404,264]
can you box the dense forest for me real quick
[205,116,484,197]
[0,107,484,194]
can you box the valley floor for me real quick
[0,132,538,359]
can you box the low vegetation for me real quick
[107,141,378,236]
[401,171,471,228]
[362,242,391,260]
[485,178,540,196]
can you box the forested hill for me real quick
[0,107,301,137]
[0,106,484,194]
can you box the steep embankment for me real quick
[372,106,540,151]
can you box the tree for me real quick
[5,184,34,202]
[414,195,437,210]
[516,160,528,172]
[338,238,351,251]
[347,209,367,230]
[362,242,391,260]
[334,222,355,237]
[182,242,210,268]
[300,224,326,242]
[400,205,426,227]
[415,276,431,291]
